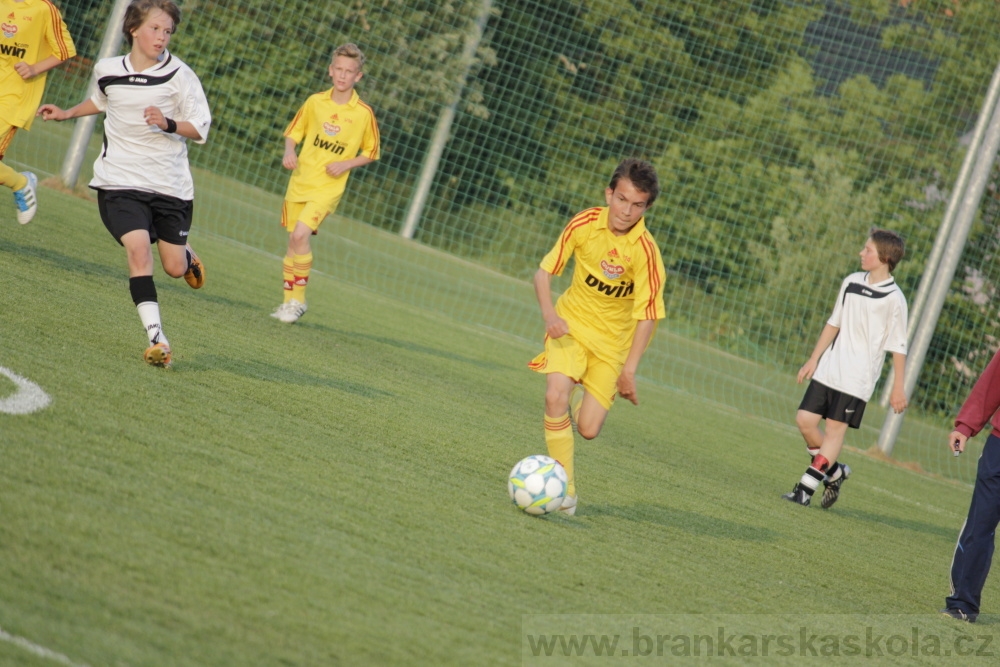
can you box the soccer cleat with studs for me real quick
[13,172,38,225]
[821,463,851,509]
[275,299,307,323]
[184,244,205,288]
[143,342,172,368]
[782,484,810,506]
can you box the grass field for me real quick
[2,188,999,665]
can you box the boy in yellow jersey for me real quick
[270,42,380,323]
[530,158,666,515]
[1,0,75,224]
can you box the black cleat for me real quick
[940,608,976,623]
[782,484,810,506]
[821,464,851,509]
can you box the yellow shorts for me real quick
[0,121,17,159]
[529,333,621,410]
[281,195,343,234]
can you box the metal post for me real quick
[59,0,131,189]
[877,90,1000,455]
[399,0,492,239]
[880,57,1000,407]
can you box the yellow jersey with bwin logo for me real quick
[283,88,379,207]
[0,0,76,130]
[539,207,666,365]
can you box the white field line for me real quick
[0,625,91,667]
[867,485,966,519]
[0,366,52,415]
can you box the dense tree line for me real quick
[55,0,1000,413]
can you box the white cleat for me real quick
[270,302,291,320]
[276,299,307,323]
[558,495,577,516]
[13,172,38,225]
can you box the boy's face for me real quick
[329,56,363,93]
[604,178,651,236]
[131,8,173,61]
[859,238,886,272]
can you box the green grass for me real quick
[2,188,998,665]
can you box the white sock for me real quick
[136,301,168,346]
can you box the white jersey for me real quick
[814,271,908,402]
[88,51,211,201]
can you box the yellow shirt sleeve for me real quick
[630,232,667,321]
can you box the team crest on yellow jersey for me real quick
[601,259,624,280]
[322,122,341,136]
[2,21,17,38]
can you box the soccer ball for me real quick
[508,455,568,515]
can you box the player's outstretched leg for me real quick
[184,244,205,288]
[12,172,38,225]
[821,463,851,509]
[782,455,831,507]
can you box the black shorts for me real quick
[798,380,866,429]
[96,188,193,246]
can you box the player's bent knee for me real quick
[578,425,601,440]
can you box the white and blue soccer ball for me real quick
[508,455,568,515]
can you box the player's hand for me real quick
[889,387,908,414]
[949,431,968,455]
[14,61,36,80]
[283,152,298,170]
[797,359,818,384]
[544,315,569,339]
[325,161,351,177]
[617,371,639,406]
[37,104,67,121]
[143,106,167,130]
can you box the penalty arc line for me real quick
[0,625,92,667]
[0,366,52,415]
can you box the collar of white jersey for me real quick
[864,272,896,288]
[123,49,175,74]
[594,207,648,243]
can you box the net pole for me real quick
[879,57,1000,408]
[58,0,131,189]
[399,0,492,240]
[877,64,1000,456]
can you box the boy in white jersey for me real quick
[783,229,908,508]
[38,0,211,367]
[269,43,380,324]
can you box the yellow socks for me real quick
[282,256,295,302]
[0,161,27,191]
[290,252,312,303]
[544,412,575,497]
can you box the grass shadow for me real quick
[0,238,120,280]
[834,507,958,540]
[189,353,393,398]
[298,321,509,371]
[585,502,779,541]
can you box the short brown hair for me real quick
[123,0,181,48]
[332,43,366,70]
[609,158,659,207]
[869,227,905,272]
